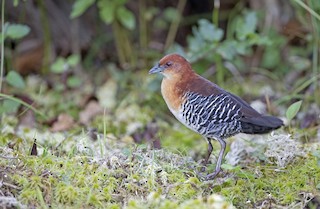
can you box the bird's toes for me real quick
[204,171,219,180]
[196,172,207,181]
[196,169,219,181]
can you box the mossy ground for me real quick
[1,74,319,208]
[1,119,319,208]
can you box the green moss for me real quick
[168,172,186,183]
[159,124,202,153]
[55,183,79,204]
[1,123,319,208]
[167,183,199,200]
[220,156,320,207]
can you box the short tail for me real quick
[240,115,283,134]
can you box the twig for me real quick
[0,155,17,159]
[2,182,21,190]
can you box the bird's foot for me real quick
[200,159,209,172]
[197,169,221,181]
[200,165,207,172]
[204,171,220,180]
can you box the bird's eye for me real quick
[164,62,173,68]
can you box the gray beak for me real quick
[149,63,165,74]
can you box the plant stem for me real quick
[113,21,136,68]
[0,93,47,118]
[215,55,224,85]
[309,0,320,104]
[164,0,187,51]
[294,0,320,21]
[121,26,136,67]
[212,0,220,26]
[212,0,224,85]
[139,0,147,49]
[0,0,5,93]
[38,0,52,74]
[112,21,126,67]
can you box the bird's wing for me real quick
[181,92,242,138]
[182,92,242,125]
[185,75,261,117]
[185,75,282,128]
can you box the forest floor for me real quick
[1,71,319,209]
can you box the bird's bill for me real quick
[149,64,165,74]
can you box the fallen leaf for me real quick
[79,100,104,125]
[50,113,75,132]
[18,109,36,128]
[16,94,37,128]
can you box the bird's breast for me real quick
[161,78,186,112]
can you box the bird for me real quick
[149,53,283,180]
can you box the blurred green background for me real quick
[2,0,319,144]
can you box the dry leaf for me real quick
[50,113,75,132]
[18,109,36,128]
[79,100,104,125]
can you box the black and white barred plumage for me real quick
[181,93,242,139]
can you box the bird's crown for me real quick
[149,54,193,78]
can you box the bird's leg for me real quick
[201,138,213,172]
[205,138,226,180]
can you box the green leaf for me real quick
[116,7,136,30]
[286,100,302,121]
[0,99,20,114]
[67,76,82,88]
[6,24,30,40]
[187,19,223,54]
[198,19,223,42]
[67,54,80,67]
[244,11,257,33]
[13,0,19,7]
[236,11,257,40]
[6,71,25,89]
[122,148,132,157]
[99,5,114,24]
[217,41,238,60]
[70,0,95,18]
[51,57,67,73]
[115,0,127,5]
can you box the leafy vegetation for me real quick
[1,0,320,208]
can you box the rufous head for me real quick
[149,54,193,79]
